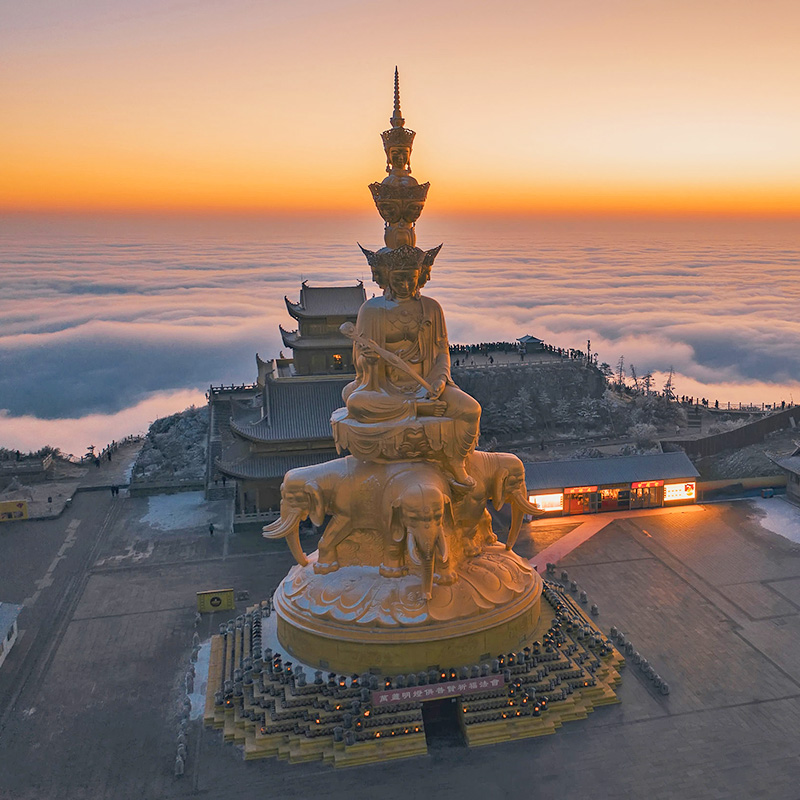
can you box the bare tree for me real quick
[663,366,676,400]
[629,364,640,393]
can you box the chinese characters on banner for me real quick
[372,674,507,706]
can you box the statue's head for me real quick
[388,266,421,301]
[387,145,411,172]
[358,243,443,297]
[381,126,416,174]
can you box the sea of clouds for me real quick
[1,213,798,454]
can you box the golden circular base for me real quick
[274,569,543,675]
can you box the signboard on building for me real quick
[372,674,507,706]
[0,500,28,522]
[196,588,235,613]
[664,482,696,502]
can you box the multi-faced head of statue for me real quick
[375,200,402,225]
[387,266,421,301]
[387,145,411,172]
[375,198,425,227]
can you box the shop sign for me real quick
[664,482,696,501]
[563,486,598,495]
[632,480,664,489]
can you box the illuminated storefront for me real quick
[524,452,699,517]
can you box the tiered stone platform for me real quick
[204,580,623,767]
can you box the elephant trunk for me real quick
[262,509,308,567]
[408,531,436,600]
[506,503,524,551]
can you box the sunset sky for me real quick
[3,0,799,216]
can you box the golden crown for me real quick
[381,68,416,153]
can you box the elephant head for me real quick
[262,478,327,567]
[389,482,456,600]
[487,456,545,551]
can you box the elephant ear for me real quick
[306,481,325,527]
[491,469,509,511]
[390,503,406,544]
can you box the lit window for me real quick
[332,354,343,371]
[529,493,564,511]
[664,482,696,501]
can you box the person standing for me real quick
[209,523,215,537]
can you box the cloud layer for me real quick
[1,214,799,451]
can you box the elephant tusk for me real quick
[262,509,302,539]
[406,531,421,566]
[262,510,309,567]
[512,489,545,517]
[506,503,524,551]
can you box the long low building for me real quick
[522,452,700,515]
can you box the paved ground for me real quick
[2,486,800,799]
[0,441,143,520]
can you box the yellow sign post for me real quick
[196,588,235,613]
[0,500,28,522]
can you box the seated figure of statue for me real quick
[339,245,481,486]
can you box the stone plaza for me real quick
[1,459,799,798]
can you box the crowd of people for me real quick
[449,340,596,367]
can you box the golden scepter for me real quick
[339,321,434,394]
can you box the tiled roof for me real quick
[231,377,350,443]
[774,456,800,475]
[285,282,366,319]
[522,452,699,492]
[216,451,339,480]
[279,326,352,350]
[0,601,23,637]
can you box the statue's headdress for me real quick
[381,67,415,170]
[358,243,442,292]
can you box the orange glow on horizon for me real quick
[2,0,799,218]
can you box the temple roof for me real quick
[285,282,366,320]
[522,452,699,493]
[773,455,800,476]
[231,377,351,443]
[216,450,338,480]
[279,326,352,350]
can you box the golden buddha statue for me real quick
[340,244,481,487]
[262,70,544,676]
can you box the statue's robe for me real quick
[342,294,480,459]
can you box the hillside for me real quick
[452,361,684,447]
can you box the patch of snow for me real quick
[189,639,212,720]
[140,491,211,531]
[748,497,800,545]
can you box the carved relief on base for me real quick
[276,545,538,629]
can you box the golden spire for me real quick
[390,66,404,128]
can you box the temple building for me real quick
[280,282,366,375]
[207,283,363,526]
